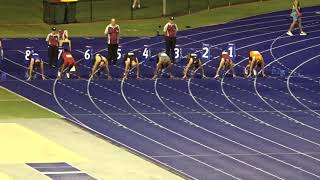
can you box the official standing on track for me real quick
[287,0,307,36]
[163,16,178,63]
[46,27,59,68]
[104,18,120,65]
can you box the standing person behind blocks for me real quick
[132,0,141,9]
[46,27,59,68]
[163,16,178,63]
[104,18,120,65]
[58,29,72,50]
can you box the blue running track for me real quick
[1,7,320,179]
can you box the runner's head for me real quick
[169,16,174,23]
[51,27,57,34]
[111,18,116,26]
[222,51,228,55]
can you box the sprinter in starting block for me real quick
[183,53,206,80]
[152,52,174,80]
[245,51,266,78]
[91,54,112,80]
[58,49,80,79]
[123,52,140,80]
[27,52,45,81]
[214,51,236,79]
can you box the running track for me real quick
[1,7,320,179]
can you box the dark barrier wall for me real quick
[44,0,268,24]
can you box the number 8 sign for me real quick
[24,47,34,65]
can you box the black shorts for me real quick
[34,61,42,69]
[194,63,200,69]
[256,62,262,68]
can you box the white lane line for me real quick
[70,109,320,116]
[287,55,320,117]
[120,78,284,179]
[215,32,320,132]
[0,70,52,95]
[108,27,320,163]
[3,57,52,80]
[164,22,320,80]
[3,10,318,177]
[241,43,320,136]
[188,74,320,175]
[2,61,194,179]
[152,151,320,158]
[269,29,320,83]
[182,17,319,47]
[253,45,320,130]
[232,11,317,23]
[1,10,318,179]
[219,43,320,159]
[178,31,320,172]
[255,51,320,120]
[6,17,320,146]
[146,12,320,48]
[0,85,64,119]
[52,78,199,180]
[154,78,320,177]
[86,75,221,180]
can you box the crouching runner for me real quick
[123,52,140,80]
[27,52,46,81]
[214,51,236,79]
[183,53,206,80]
[58,49,80,79]
[152,52,174,80]
[91,53,112,80]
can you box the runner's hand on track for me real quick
[182,75,188,80]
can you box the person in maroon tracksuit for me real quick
[104,18,120,65]
[46,27,59,68]
[163,16,178,63]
